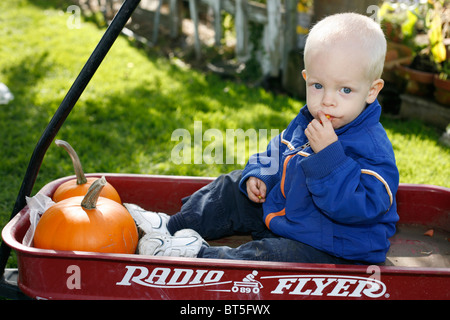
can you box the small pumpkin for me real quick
[52,140,121,203]
[34,177,138,254]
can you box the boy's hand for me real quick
[305,111,338,153]
[246,177,266,203]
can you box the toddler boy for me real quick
[127,12,399,264]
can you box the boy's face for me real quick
[302,41,384,130]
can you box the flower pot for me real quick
[397,65,435,97]
[434,75,450,107]
[385,42,413,67]
[383,42,413,83]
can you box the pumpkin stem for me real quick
[55,140,87,185]
[81,176,106,209]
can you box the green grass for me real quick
[0,0,300,225]
[0,0,449,268]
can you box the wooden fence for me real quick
[83,0,311,96]
[78,0,381,96]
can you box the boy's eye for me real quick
[313,83,323,89]
[341,87,352,94]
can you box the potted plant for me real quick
[379,1,415,95]
[397,53,437,96]
[395,0,445,97]
[432,3,450,106]
[434,60,450,106]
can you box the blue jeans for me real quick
[167,170,356,264]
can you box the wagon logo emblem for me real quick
[116,266,228,288]
[264,274,387,298]
[116,265,388,299]
[231,270,263,294]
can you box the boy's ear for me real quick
[366,79,384,104]
[302,70,307,80]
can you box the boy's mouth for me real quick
[319,114,334,125]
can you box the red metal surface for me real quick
[396,183,450,227]
[2,174,450,300]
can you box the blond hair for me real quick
[304,13,386,81]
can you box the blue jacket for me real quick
[239,100,399,263]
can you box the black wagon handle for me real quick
[0,0,141,279]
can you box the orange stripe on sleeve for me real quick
[361,169,394,209]
[265,208,286,229]
[280,154,295,198]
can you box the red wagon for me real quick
[0,0,448,301]
[2,173,449,300]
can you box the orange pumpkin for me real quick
[52,140,121,203]
[34,177,138,254]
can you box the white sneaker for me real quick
[124,203,170,236]
[137,229,208,257]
